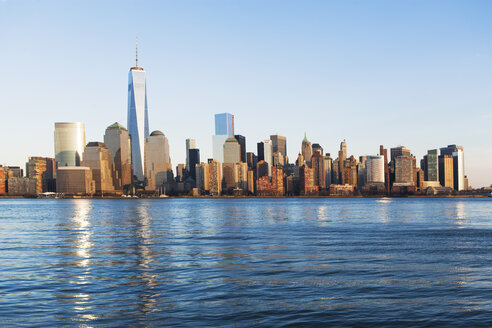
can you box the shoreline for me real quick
[0,194,488,200]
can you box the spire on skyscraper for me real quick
[136,37,138,68]
[303,132,308,142]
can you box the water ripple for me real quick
[1,198,492,327]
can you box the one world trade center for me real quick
[127,39,149,182]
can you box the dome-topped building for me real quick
[150,130,165,137]
[145,129,172,192]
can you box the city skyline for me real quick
[1,1,491,187]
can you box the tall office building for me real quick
[81,142,114,193]
[439,154,454,188]
[144,131,172,191]
[208,159,222,196]
[453,147,465,191]
[234,135,246,163]
[215,113,234,137]
[104,122,132,191]
[213,113,234,162]
[423,149,439,182]
[343,156,358,186]
[337,141,348,184]
[311,151,326,190]
[366,155,385,184]
[379,145,390,193]
[26,157,55,193]
[390,146,411,163]
[300,164,317,195]
[394,156,415,186]
[54,122,86,168]
[223,138,241,163]
[188,149,200,181]
[195,162,210,192]
[357,156,367,189]
[323,153,332,188]
[127,41,149,182]
[246,152,257,171]
[440,145,465,191]
[257,142,265,162]
[301,133,312,166]
[263,139,273,177]
[340,140,347,161]
[270,135,287,164]
[186,138,196,169]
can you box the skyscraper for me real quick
[263,139,273,177]
[195,162,210,192]
[81,142,114,193]
[213,113,234,163]
[26,157,55,193]
[54,122,86,168]
[439,154,454,188]
[394,156,415,186]
[127,40,149,182]
[104,122,132,191]
[188,149,200,181]
[208,159,222,196]
[423,149,439,182]
[186,138,196,169]
[323,153,332,188]
[337,140,348,184]
[215,113,234,137]
[366,155,385,184]
[340,140,347,161]
[379,145,390,193]
[144,130,172,191]
[301,133,312,166]
[234,135,246,163]
[270,135,287,155]
[270,135,287,164]
[311,151,325,190]
[257,142,265,162]
[440,145,465,191]
[223,138,241,163]
[390,146,411,163]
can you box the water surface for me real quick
[1,198,492,327]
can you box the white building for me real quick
[366,155,385,184]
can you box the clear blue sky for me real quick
[1,0,491,187]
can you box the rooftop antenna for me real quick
[136,36,139,67]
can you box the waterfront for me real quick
[1,198,492,327]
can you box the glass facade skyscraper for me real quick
[127,63,149,181]
[214,113,234,137]
[54,122,86,168]
[213,112,234,162]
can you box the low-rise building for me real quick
[7,177,37,195]
[56,167,95,195]
[329,184,355,196]
[0,167,6,194]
